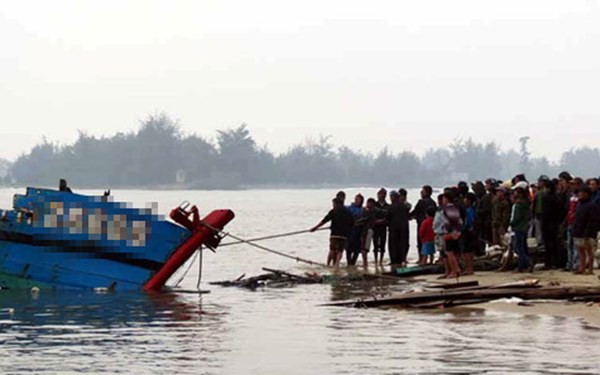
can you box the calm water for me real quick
[1,188,599,374]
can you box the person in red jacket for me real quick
[418,207,436,265]
[566,177,583,271]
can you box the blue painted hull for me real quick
[0,187,192,290]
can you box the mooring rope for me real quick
[220,230,331,268]
[197,245,203,290]
[219,227,329,247]
[200,221,403,282]
[173,250,200,288]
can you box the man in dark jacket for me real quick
[387,191,410,266]
[410,185,437,264]
[479,179,496,246]
[372,188,389,265]
[472,180,489,256]
[491,187,511,246]
[59,179,73,193]
[541,179,567,269]
[311,197,354,266]
[572,186,599,274]
[557,172,573,267]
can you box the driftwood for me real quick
[210,268,324,290]
[210,268,388,290]
[324,286,600,309]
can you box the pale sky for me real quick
[1,0,599,161]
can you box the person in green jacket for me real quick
[510,187,532,272]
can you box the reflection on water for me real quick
[0,290,229,374]
[1,188,599,374]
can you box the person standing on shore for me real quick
[397,188,412,265]
[372,188,389,265]
[472,181,488,256]
[541,179,566,269]
[481,179,496,245]
[566,178,583,271]
[346,194,365,266]
[461,193,477,275]
[358,198,378,268]
[557,172,573,268]
[441,192,463,278]
[532,175,550,248]
[588,178,600,202]
[510,187,532,272]
[387,190,410,267]
[491,187,511,246]
[418,206,437,266]
[410,185,437,265]
[433,193,449,277]
[336,191,346,205]
[572,186,597,274]
[399,188,412,211]
[310,197,354,266]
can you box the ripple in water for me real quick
[1,188,599,374]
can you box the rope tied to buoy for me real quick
[196,220,403,282]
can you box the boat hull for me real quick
[0,187,236,291]
[0,240,157,290]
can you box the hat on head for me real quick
[513,173,527,182]
[512,181,529,190]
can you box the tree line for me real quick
[3,113,600,189]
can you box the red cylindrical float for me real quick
[143,209,235,291]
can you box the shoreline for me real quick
[474,300,600,328]
[413,270,600,327]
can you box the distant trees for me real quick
[6,114,600,189]
[0,158,11,185]
[560,147,600,178]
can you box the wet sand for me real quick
[414,270,600,327]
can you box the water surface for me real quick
[1,188,599,374]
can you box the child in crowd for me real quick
[418,206,436,265]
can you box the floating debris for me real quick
[210,267,386,290]
[325,283,600,309]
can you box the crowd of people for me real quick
[310,172,600,278]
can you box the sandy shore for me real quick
[413,270,600,327]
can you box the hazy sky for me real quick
[1,0,599,161]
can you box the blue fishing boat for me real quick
[0,187,234,291]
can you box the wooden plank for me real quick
[324,286,600,308]
[427,281,479,290]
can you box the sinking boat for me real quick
[0,187,234,291]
